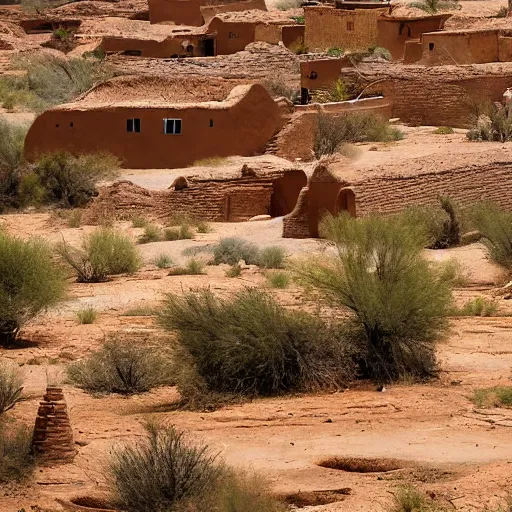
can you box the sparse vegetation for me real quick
[58,228,141,283]
[66,210,83,228]
[76,306,98,325]
[0,362,23,413]
[109,423,284,512]
[131,215,149,228]
[263,80,300,103]
[433,126,454,134]
[456,297,498,317]
[275,0,301,10]
[225,264,242,277]
[290,15,304,24]
[153,253,173,269]
[159,288,356,400]
[326,47,344,57]
[472,386,512,408]
[122,305,158,317]
[327,79,350,102]
[196,220,210,234]
[467,103,512,142]
[192,156,228,167]
[470,202,512,268]
[0,421,34,483]
[389,485,448,512]
[258,246,286,269]
[266,271,290,289]
[296,213,452,382]
[168,258,205,276]
[495,5,508,17]
[164,224,194,241]
[67,338,173,395]
[138,223,162,244]
[314,112,403,158]
[410,0,460,14]
[213,237,260,265]
[0,233,66,345]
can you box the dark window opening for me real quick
[70,122,73,128]
[164,118,182,135]
[123,50,142,56]
[309,71,318,80]
[203,38,215,57]
[228,31,238,39]
[347,21,354,31]
[209,119,214,127]
[186,44,194,53]
[429,42,434,51]
[56,124,59,128]
[407,26,412,37]
[127,118,141,133]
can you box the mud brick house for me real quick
[24,84,283,169]
[376,12,451,60]
[304,4,388,52]
[404,28,512,65]
[148,0,204,26]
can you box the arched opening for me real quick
[336,187,356,217]
[271,170,307,217]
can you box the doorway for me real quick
[202,38,215,57]
[336,188,356,217]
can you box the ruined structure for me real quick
[32,387,76,465]
[87,157,307,222]
[25,83,283,169]
[148,0,204,26]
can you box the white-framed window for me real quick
[127,118,141,133]
[164,118,182,135]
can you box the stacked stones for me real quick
[32,386,76,465]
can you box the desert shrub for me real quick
[290,39,308,55]
[168,258,205,276]
[410,0,460,14]
[67,338,173,395]
[0,362,23,413]
[327,79,350,102]
[0,54,116,112]
[225,264,242,277]
[495,6,508,17]
[164,224,194,241]
[196,220,210,233]
[0,420,34,483]
[437,259,468,287]
[0,233,66,345]
[456,297,498,317]
[296,213,452,382]
[266,271,290,289]
[131,215,149,228]
[58,228,141,283]
[35,151,119,207]
[390,485,447,512]
[467,103,512,142]
[213,237,260,265]
[290,15,304,23]
[138,223,162,244]
[275,0,301,10]
[76,306,98,325]
[122,305,158,316]
[258,246,286,269]
[326,47,344,57]
[153,253,173,269]
[66,210,83,228]
[314,112,403,158]
[263,80,300,103]
[433,126,454,134]
[470,202,512,268]
[192,156,228,167]
[472,386,512,408]
[159,288,357,398]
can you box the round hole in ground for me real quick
[282,488,352,508]
[317,457,404,473]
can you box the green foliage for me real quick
[266,271,290,289]
[213,237,260,265]
[58,228,141,283]
[76,306,98,325]
[0,54,116,112]
[53,27,71,41]
[456,297,498,317]
[472,386,512,408]
[225,264,242,278]
[35,151,119,207]
[436,259,468,287]
[0,420,34,483]
[159,288,357,399]
[296,213,452,382]
[0,361,23,413]
[168,258,205,276]
[122,305,158,317]
[66,210,83,228]
[131,215,149,228]
[138,223,162,244]
[258,246,286,269]
[390,485,447,512]
[290,15,304,23]
[0,233,66,345]
[326,47,344,57]
[327,79,350,102]
[153,253,173,269]
[433,126,454,134]
[314,112,403,158]
[409,0,460,14]
[67,338,173,395]
[467,104,512,142]
[470,202,512,268]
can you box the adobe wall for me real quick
[418,30,499,65]
[24,84,281,169]
[304,6,386,52]
[376,15,450,60]
[273,98,392,162]
[403,40,423,63]
[148,0,203,26]
[499,36,512,62]
[282,24,305,50]
[255,22,284,45]
[300,57,354,92]
[201,0,267,24]
[208,17,256,54]
[87,169,306,223]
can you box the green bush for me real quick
[467,103,512,142]
[225,264,242,278]
[196,220,211,234]
[131,215,149,228]
[472,386,512,408]
[410,0,460,14]
[389,485,447,512]
[0,233,66,345]
[213,238,260,265]
[76,306,98,324]
[470,202,512,268]
[164,224,194,241]
[66,210,83,228]
[159,288,356,399]
[433,126,454,134]
[258,246,286,269]
[266,271,290,289]
[168,258,205,276]
[35,151,119,207]
[296,213,452,382]
[456,297,498,317]
[138,223,162,244]
[0,361,23,413]
[67,338,173,395]
[58,228,141,283]
[326,47,344,57]
[0,421,34,483]
[153,253,173,269]
[314,112,403,158]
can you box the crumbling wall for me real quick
[201,0,267,23]
[304,6,386,52]
[282,24,304,50]
[148,0,203,25]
